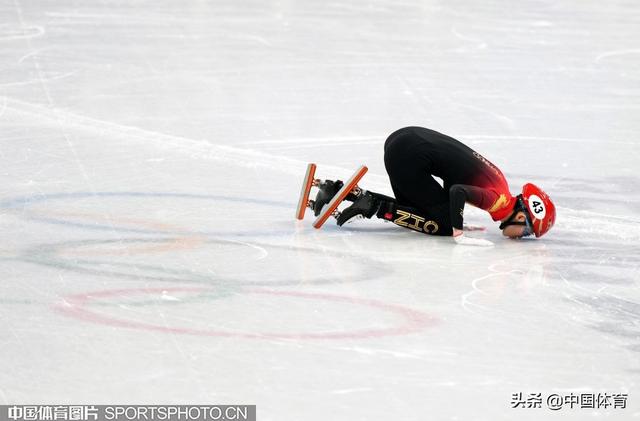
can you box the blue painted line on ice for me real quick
[0,191,290,209]
[0,191,295,237]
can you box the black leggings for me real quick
[373,128,453,236]
[383,127,449,209]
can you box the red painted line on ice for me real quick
[53,287,436,340]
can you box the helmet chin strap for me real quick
[499,195,532,230]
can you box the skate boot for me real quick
[312,180,358,216]
[336,191,381,226]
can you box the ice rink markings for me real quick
[53,287,437,340]
[16,237,390,287]
[0,191,292,237]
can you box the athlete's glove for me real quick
[453,233,494,247]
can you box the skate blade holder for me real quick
[306,185,361,211]
[311,165,368,229]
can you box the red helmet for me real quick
[521,183,556,237]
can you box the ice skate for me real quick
[336,190,381,226]
[312,179,359,216]
[312,165,368,229]
[296,163,365,221]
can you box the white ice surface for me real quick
[1,0,639,420]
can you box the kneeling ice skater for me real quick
[311,126,556,246]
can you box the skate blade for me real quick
[295,163,317,220]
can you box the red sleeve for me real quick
[449,184,500,230]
